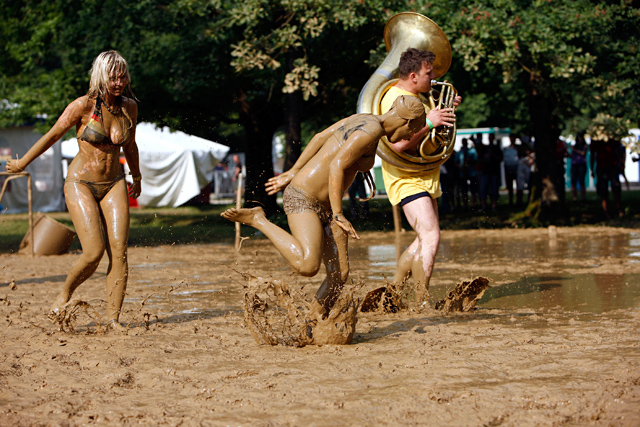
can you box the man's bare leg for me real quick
[312,220,349,318]
[222,207,324,276]
[400,196,440,304]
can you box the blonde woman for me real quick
[6,51,141,330]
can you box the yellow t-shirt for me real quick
[380,85,441,205]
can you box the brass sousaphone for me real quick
[357,12,458,172]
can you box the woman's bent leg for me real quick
[51,183,106,314]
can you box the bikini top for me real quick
[80,96,127,146]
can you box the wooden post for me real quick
[392,204,402,234]
[234,173,244,251]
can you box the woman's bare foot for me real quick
[221,207,265,226]
[108,319,127,333]
[48,296,72,323]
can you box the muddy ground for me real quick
[1,226,639,426]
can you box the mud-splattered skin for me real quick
[223,96,425,339]
[291,115,380,205]
[67,96,131,182]
[5,52,141,329]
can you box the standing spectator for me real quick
[570,133,588,202]
[503,136,519,206]
[455,138,478,210]
[516,149,534,207]
[555,138,569,204]
[447,149,460,211]
[439,160,457,215]
[590,138,623,218]
[232,153,243,194]
[617,140,629,191]
[476,135,489,212]
[468,141,480,209]
[480,134,503,213]
[347,172,370,221]
[472,132,483,148]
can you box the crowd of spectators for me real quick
[439,132,627,218]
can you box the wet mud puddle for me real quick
[133,228,640,320]
[351,228,640,314]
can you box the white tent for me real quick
[0,125,65,214]
[61,122,229,208]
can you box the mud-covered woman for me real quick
[222,95,425,323]
[5,51,141,331]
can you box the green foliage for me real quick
[1,0,638,169]
[444,0,640,144]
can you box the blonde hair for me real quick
[87,50,136,129]
[87,50,133,100]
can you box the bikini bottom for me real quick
[282,184,332,225]
[65,174,125,202]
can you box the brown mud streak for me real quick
[360,284,406,313]
[240,273,359,346]
[361,276,490,314]
[434,277,490,313]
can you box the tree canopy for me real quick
[1,0,639,212]
[447,0,640,144]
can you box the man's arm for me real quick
[328,130,378,239]
[266,116,350,195]
[384,90,460,154]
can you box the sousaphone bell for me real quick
[357,12,457,172]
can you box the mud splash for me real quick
[241,273,359,346]
[48,299,105,333]
[360,277,489,314]
[434,276,490,313]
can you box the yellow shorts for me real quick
[381,162,441,206]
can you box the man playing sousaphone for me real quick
[356,13,463,310]
[380,48,461,306]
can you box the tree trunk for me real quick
[242,120,279,214]
[284,91,302,171]
[284,51,302,171]
[527,89,563,222]
[237,91,280,215]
